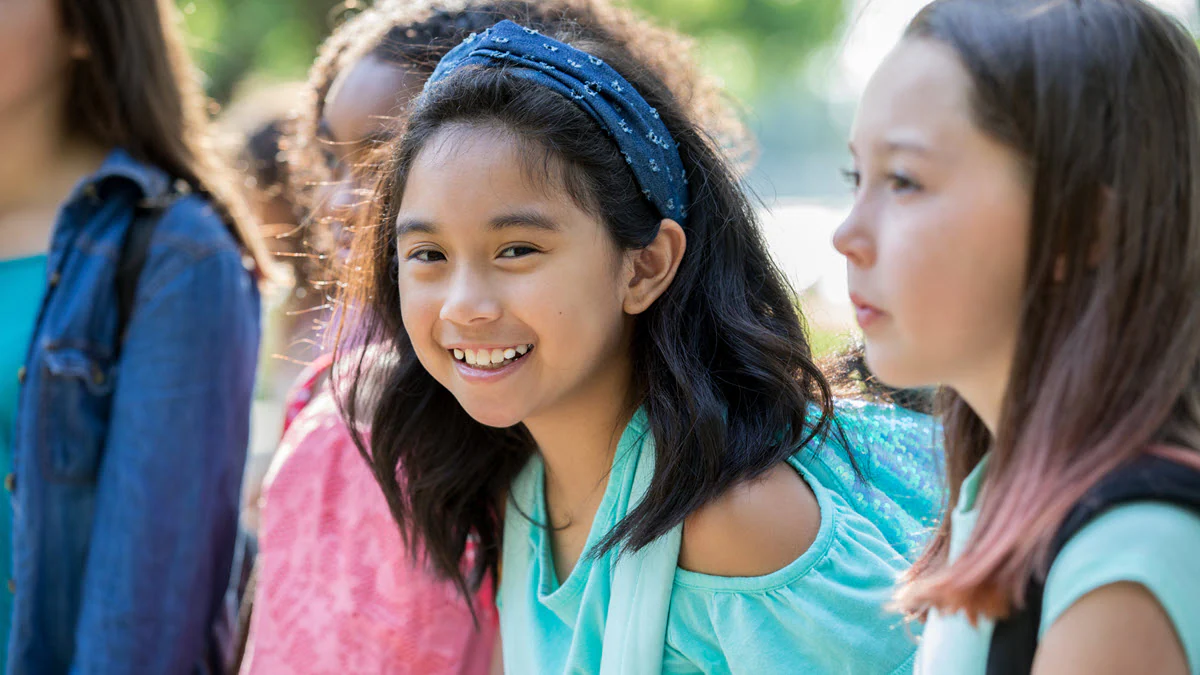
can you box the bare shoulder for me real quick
[679,461,821,577]
[1033,582,1188,675]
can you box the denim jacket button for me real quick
[16,367,25,385]
[91,367,105,387]
[48,272,60,288]
[3,474,13,493]
[6,580,13,594]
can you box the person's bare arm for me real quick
[679,462,820,577]
[1032,582,1188,675]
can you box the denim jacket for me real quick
[8,149,261,674]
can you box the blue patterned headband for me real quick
[425,20,688,224]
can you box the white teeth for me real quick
[453,344,533,368]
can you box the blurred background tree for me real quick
[181,0,857,464]
[180,0,853,198]
[193,0,1195,458]
[179,0,352,103]
[178,0,846,104]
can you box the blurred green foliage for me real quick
[178,0,349,102]
[178,0,846,103]
[632,0,844,95]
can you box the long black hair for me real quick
[336,25,839,601]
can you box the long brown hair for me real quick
[897,0,1200,621]
[58,0,271,275]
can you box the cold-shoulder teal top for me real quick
[498,401,944,674]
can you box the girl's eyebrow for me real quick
[316,119,335,143]
[317,119,394,151]
[883,139,932,156]
[880,129,935,157]
[396,211,562,238]
[488,211,561,232]
[396,218,435,237]
[848,135,935,163]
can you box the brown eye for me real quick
[887,173,922,193]
[410,249,446,263]
[499,245,538,258]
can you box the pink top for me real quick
[243,358,498,674]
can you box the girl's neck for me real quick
[524,359,638,520]
[953,351,1015,438]
[0,86,108,214]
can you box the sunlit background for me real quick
[177,0,1198,455]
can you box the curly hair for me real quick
[825,344,936,415]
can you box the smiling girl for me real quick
[836,1,1200,673]
[243,2,745,672]
[337,18,943,674]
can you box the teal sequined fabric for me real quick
[803,399,947,561]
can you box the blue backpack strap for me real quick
[115,184,186,350]
[986,453,1200,674]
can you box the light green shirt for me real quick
[499,401,945,674]
[915,455,1200,674]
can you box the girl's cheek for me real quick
[399,286,440,331]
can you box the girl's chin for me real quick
[861,343,934,391]
[455,400,529,429]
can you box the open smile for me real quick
[450,344,534,370]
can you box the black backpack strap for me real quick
[115,188,183,350]
[986,454,1200,675]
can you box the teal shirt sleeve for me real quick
[662,463,921,675]
[1041,502,1200,673]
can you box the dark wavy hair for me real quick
[827,345,936,415]
[335,26,842,602]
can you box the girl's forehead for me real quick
[324,55,421,145]
[415,123,583,202]
[853,39,975,152]
[399,126,595,234]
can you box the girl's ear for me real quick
[68,39,89,60]
[67,29,90,60]
[623,219,687,315]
